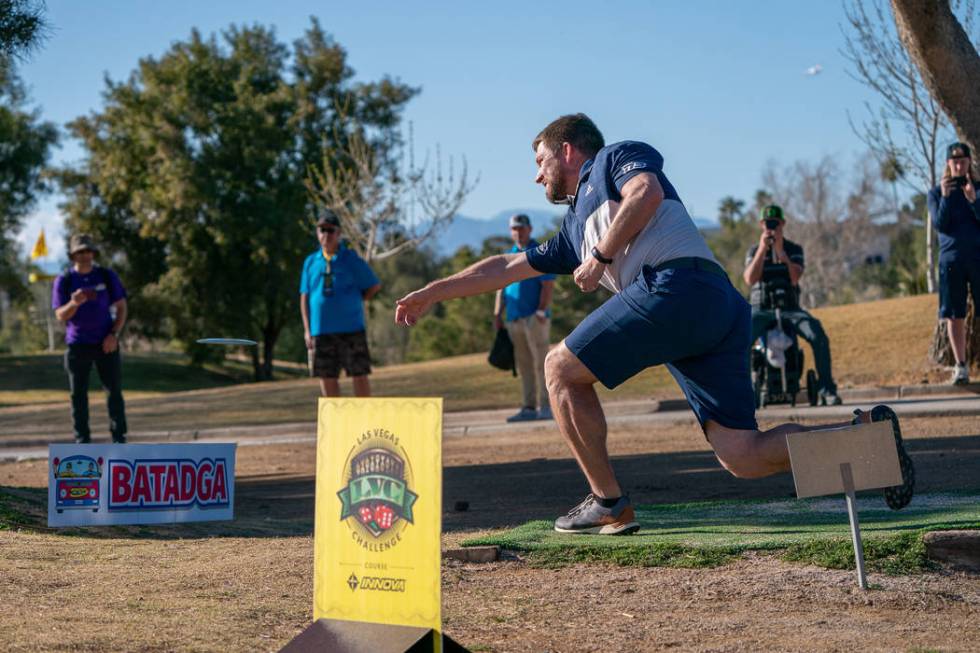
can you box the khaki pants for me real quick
[505,316,551,410]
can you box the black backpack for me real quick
[488,327,516,376]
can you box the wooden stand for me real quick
[280,619,469,652]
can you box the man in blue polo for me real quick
[493,213,555,422]
[300,210,381,397]
[395,114,914,534]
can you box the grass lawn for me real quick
[462,492,980,573]
[0,294,949,432]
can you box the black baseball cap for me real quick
[759,205,785,222]
[316,209,341,227]
[947,142,972,160]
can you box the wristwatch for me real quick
[591,246,613,265]
[535,309,547,318]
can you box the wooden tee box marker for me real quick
[787,420,903,499]
[786,420,905,590]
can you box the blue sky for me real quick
[18,0,883,262]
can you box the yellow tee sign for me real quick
[314,397,443,634]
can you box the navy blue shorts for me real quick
[938,257,980,319]
[565,265,758,431]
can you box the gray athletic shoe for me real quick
[820,390,843,406]
[536,406,553,421]
[554,494,640,535]
[506,407,538,423]
[951,364,970,386]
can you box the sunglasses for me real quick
[764,219,781,230]
[318,226,338,234]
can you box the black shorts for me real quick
[313,331,372,378]
[938,257,980,319]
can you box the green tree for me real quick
[0,58,57,303]
[0,0,47,60]
[57,20,416,380]
[705,194,758,294]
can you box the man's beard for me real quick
[544,171,570,204]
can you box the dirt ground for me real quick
[1,414,979,652]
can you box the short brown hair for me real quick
[532,113,605,158]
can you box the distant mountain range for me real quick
[429,208,718,256]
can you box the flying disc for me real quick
[196,338,258,346]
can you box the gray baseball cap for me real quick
[509,214,531,228]
[69,234,99,256]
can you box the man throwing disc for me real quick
[395,114,914,534]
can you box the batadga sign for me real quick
[48,443,236,527]
[314,397,443,633]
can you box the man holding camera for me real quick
[52,234,129,444]
[743,205,841,405]
[928,142,980,385]
[300,210,381,397]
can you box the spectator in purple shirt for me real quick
[52,234,129,444]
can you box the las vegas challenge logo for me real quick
[337,429,418,552]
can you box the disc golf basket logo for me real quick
[338,447,418,541]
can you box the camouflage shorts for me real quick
[312,331,372,378]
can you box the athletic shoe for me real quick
[820,390,843,406]
[73,436,91,444]
[951,364,970,386]
[506,407,538,423]
[112,434,127,444]
[852,405,914,510]
[554,494,640,535]
[536,406,554,421]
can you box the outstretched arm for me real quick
[396,252,538,326]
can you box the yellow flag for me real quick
[314,397,443,637]
[30,229,48,260]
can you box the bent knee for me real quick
[707,426,768,479]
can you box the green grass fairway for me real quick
[463,493,980,572]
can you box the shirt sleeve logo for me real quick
[620,162,646,174]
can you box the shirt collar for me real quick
[567,158,594,208]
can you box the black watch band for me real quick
[591,246,613,265]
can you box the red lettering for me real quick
[212,461,227,503]
[162,465,180,504]
[180,464,196,502]
[132,465,152,505]
[149,464,167,500]
[197,461,213,500]
[111,464,132,504]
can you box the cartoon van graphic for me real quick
[53,455,102,513]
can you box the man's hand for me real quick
[535,311,547,324]
[494,314,504,330]
[395,289,435,326]
[304,330,314,350]
[759,230,773,251]
[964,179,977,203]
[70,288,89,306]
[941,175,958,198]
[573,256,605,293]
[102,333,118,354]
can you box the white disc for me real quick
[196,338,258,346]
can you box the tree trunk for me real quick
[891,0,980,156]
[250,344,262,382]
[891,0,980,366]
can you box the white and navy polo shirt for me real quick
[526,140,717,293]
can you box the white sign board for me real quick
[786,421,903,499]
[48,443,236,527]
